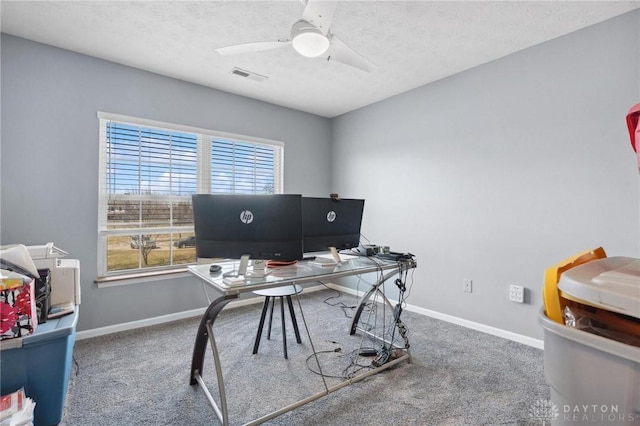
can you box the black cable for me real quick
[319,281,358,318]
[72,354,80,376]
[342,349,378,378]
[359,257,390,357]
[304,348,356,379]
[359,233,372,245]
[404,267,415,301]
[391,265,411,350]
[349,255,391,347]
[372,261,411,357]
[325,248,414,369]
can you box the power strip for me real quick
[376,252,413,261]
[358,348,378,357]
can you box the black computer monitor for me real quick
[302,197,365,253]
[192,194,304,262]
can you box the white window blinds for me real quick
[211,139,280,194]
[97,112,284,277]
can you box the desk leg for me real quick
[349,268,399,335]
[190,294,237,425]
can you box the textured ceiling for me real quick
[2,1,639,118]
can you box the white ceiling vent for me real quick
[231,67,268,82]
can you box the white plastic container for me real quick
[558,256,640,318]
[539,256,640,425]
[539,310,640,425]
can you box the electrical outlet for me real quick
[509,285,524,303]
[463,279,473,293]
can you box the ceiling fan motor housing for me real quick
[291,19,330,58]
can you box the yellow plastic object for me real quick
[543,247,607,324]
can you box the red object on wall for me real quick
[626,103,640,171]
[626,103,640,152]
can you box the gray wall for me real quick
[331,10,640,340]
[2,10,639,339]
[1,35,332,331]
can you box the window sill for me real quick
[96,268,192,288]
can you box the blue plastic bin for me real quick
[1,308,78,426]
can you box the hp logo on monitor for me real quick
[240,210,254,224]
[326,211,337,222]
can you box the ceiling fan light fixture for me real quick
[291,20,329,58]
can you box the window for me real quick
[97,112,283,279]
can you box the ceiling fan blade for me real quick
[215,41,290,56]
[301,0,338,35]
[325,35,376,73]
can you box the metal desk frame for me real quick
[188,256,416,425]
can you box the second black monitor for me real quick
[302,197,365,253]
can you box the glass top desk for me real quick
[188,254,417,425]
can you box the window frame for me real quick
[97,112,284,280]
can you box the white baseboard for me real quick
[326,283,544,350]
[76,284,328,341]
[77,283,544,349]
[76,307,206,340]
[405,304,544,349]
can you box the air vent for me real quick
[231,67,268,82]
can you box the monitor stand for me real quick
[223,254,250,279]
[222,255,271,286]
[329,246,342,263]
[308,246,343,267]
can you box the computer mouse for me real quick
[209,264,222,273]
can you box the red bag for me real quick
[0,278,38,340]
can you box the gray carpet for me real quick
[60,288,549,425]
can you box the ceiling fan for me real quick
[215,0,375,73]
